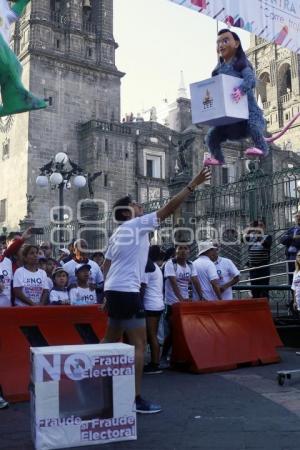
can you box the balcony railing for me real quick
[280,93,292,104]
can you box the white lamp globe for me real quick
[36,175,49,187]
[73,175,87,188]
[55,152,68,164]
[50,172,63,185]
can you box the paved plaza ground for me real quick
[2,347,300,450]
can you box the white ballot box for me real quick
[31,343,136,450]
[190,74,249,126]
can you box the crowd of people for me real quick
[1,188,300,413]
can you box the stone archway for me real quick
[258,72,271,103]
[278,63,292,97]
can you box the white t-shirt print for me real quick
[164,259,197,305]
[13,267,49,306]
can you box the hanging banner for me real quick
[169,0,300,54]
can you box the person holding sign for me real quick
[204,29,269,166]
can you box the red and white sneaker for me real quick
[203,157,225,166]
[244,147,264,157]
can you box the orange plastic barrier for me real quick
[171,299,283,373]
[0,306,108,402]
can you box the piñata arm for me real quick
[11,0,31,17]
[239,67,256,94]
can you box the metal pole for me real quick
[59,181,64,246]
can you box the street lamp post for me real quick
[36,152,88,246]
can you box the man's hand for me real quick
[188,167,211,190]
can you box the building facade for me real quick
[1,0,300,240]
[247,34,300,153]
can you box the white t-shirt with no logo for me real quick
[0,257,13,307]
[104,212,159,293]
[164,259,197,305]
[193,255,219,301]
[292,271,300,310]
[13,267,49,306]
[69,286,97,305]
[142,263,164,311]
[215,257,240,300]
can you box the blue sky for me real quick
[114,0,250,119]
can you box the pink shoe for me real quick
[203,157,225,166]
[244,147,264,157]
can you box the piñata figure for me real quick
[0,0,47,117]
[204,29,269,166]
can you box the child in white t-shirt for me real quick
[69,264,97,305]
[49,267,70,305]
[291,250,300,311]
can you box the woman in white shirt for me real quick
[13,245,49,306]
[141,246,165,374]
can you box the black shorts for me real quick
[105,291,145,320]
[145,309,164,318]
[164,305,173,321]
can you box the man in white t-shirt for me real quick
[164,244,203,304]
[63,239,103,291]
[102,167,211,414]
[212,244,240,300]
[193,241,222,301]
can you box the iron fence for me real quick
[37,166,300,265]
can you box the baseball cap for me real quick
[197,241,218,256]
[52,267,69,279]
[58,248,70,256]
[75,263,91,274]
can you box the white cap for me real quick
[58,248,70,256]
[197,241,217,256]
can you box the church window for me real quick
[50,0,61,12]
[146,160,153,178]
[258,72,270,104]
[279,63,292,97]
[143,149,165,179]
[56,39,60,49]
[105,138,109,153]
[2,140,10,160]
[104,174,108,187]
[222,167,228,185]
[0,199,7,223]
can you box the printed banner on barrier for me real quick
[30,343,136,450]
[169,0,300,54]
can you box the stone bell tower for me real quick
[0,0,123,229]
[247,34,300,153]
